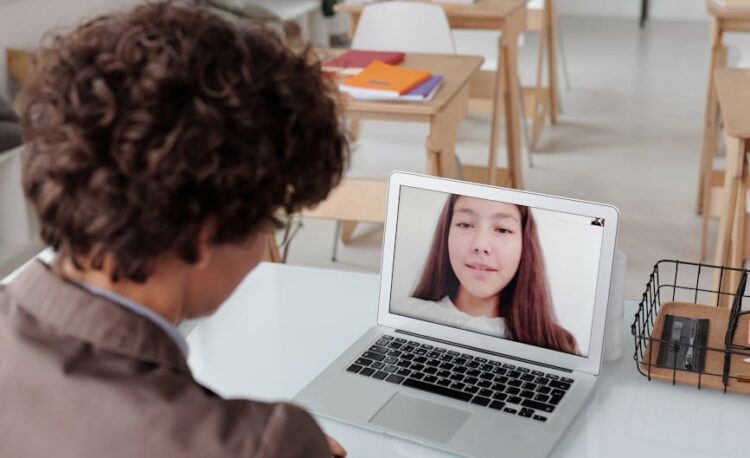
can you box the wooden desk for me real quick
[697,0,750,214]
[710,68,750,302]
[336,0,528,189]
[330,50,484,180]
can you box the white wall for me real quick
[558,0,707,21]
[0,0,141,99]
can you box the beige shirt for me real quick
[393,296,508,338]
[0,260,331,458]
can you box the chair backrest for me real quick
[351,1,455,54]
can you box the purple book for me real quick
[405,75,443,98]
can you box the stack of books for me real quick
[338,60,444,102]
[323,50,405,76]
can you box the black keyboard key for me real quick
[384,357,398,364]
[440,355,454,363]
[496,376,509,384]
[489,401,505,411]
[423,375,438,384]
[480,372,495,380]
[547,374,559,380]
[386,374,405,384]
[549,380,572,391]
[437,378,452,387]
[402,353,415,361]
[508,371,522,379]
[420,344,433,349]
[533,415,548,422]
[437,370,451,378]
[549,395,563,406]
[371,361,385,369]
[370,345,388,354]
[489,361,502,366]
[480,364,494,372]
[475,357,488,363]
[508,379,523,388]
[415,349,427,356]
[517,367,530,373]
[561,377,575,384]
[534,393,550,403]
[403,378,473,402]
[388,342,402,350]
[535,377,548,386]
[387,350,402,357]
[492,392,508,401]
[448,350,460,356]
[454,366,468,374]
[426,359,441,367]
[408,340,420,346]
[410,363,425,372]
[397,368,412,377]
[434,348,447,354]
[467,361,480,369]
[471,396,491,406]
[356,358,373,367]
[506,387,521,395]
[396,360,411,368]
[461,353,474,360]
[479,389,493,397]
[538,386,551,394]
[413,356,428,364]
[521,374,535,382]
[424,367,438,375]
[520,390,535,399]
[507,396,523,405]
[502,363,516,369]
[427,351,440,358]
[504,407,518,414]
[450,373,465,382]
[493,367,508,375]
[363,352,385,362]
[411,372,425,380]
[477,380,492,388]
[375,338,390,346]
[402,345,415,353]
[382,335,394,340]
[464,385,479,394]
[453,358,467,366]
[522,399,555,413]
[373,371,388,380]
[464,376,478,385]
[395,337,407,343]
[439,362,455,371]
[491,383,507,392]
[360,367,376,377]
[383,365,398,373]
[532,370,545,376]
[347,364,363,374]
[523,382,538,391]
[519,408,534,418]
[466,369,481,377]
[551,389,566,398]
[450,382,466,391]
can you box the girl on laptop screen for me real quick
[394,194,579,355]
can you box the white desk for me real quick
[185,262,750,458]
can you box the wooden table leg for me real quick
[713,135,745,306]
[426,85,469,179]
[497,30,524,189]
[698,18,725,214]
[547,0,559,124]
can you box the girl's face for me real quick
[448,197,523,301]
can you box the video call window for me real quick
[390,187,605,357]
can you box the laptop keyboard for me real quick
[346,335,575,423]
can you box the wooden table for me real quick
[710,67,750,303]
[697,0,750,214]
[336,0,528,189]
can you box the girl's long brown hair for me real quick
[411,195,579,355]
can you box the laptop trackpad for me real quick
[369,393,470,443]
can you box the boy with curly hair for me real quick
[0,1,348,456]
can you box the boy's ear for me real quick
[193,219,217,269]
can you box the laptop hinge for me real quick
[395,329,573,374]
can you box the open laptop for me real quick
[295,172,619,458]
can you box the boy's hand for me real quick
[326,435,347,457]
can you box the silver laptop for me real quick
[295,172,619,458]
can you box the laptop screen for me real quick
[389,186,605,358]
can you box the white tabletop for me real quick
[185,262,750,458]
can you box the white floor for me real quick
[284,16,715,301]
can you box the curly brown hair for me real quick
[18,1,348,282]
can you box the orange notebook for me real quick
[340,60,431,98]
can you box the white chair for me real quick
[724,32,750,68]
[351,1,455,53]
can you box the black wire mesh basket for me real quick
[631,260,750,393]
